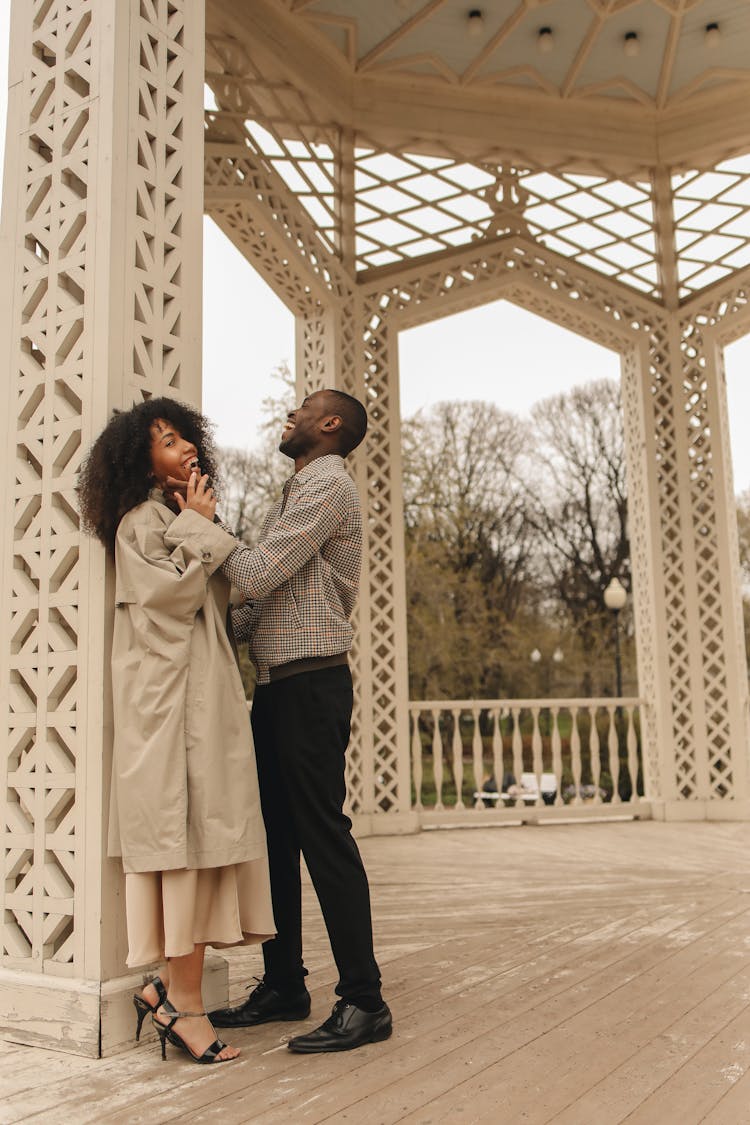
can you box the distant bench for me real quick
[474,771,557,807]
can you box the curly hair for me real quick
[77,397,220,555]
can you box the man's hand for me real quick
[175,472,216,521]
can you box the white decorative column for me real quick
[646,169,750,818]
[0,0,212,1056]
[633,307,750,817]
[663,302,750,813]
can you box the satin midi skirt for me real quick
[125,856,276,968]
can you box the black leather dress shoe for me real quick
[209,980,311,1028]
[287,1000,392,1053]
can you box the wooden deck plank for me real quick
[285,901,750,1125]
[25,918,628,1123]
[623,1005,750,1124]
[0,1049,100,1105]
[2,822,749,1125]
[16,906,678,1122]
[98,896,744,1122]
[700,1064,750,1124]
[388,922,750,1124]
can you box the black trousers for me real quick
[251,665,382,1005]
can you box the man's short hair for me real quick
[324,389,368,456]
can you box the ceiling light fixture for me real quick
[704,21,721,48]
[623,31,640,57]
[537,26,554,54]
[467,9,484,38]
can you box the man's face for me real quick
[279,391,332,458]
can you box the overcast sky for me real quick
[2,9,749,491]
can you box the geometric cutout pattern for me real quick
[2,0,93,972]
[128,0,190,397]
[2,0,196,976]
[679,270,750,798]
[205,30,662,296]
[358,238,663,813]
[673,152,750,298]
[204,33,340,251]
[353,145,659,295]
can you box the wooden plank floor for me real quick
[3,821,750,1124]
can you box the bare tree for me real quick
[402,400,538,697]
[523,378,631,692]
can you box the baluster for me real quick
[431,708,444,811]
[551,706,563,806]
[589,706,602,804]
[452,706,463,805]
[570,707,582,805]
[491,708,504,805]
[607,705,620,805]
[626,705,639,804]
[452,709,465,809]
[531,707,543,805]
[411,710,423,810]
[511,707,523,806]
[472,708,484,811]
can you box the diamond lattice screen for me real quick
[353,147,659,295]
[205,34,340,257]
[679,276,750,798]
[673,152,750,297]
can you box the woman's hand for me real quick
[175,472,216,521]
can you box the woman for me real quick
[78,397,274,1064]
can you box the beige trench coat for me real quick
[108,495,267,875]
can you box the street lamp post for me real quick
[603,576,628,802]
[603,577,627,699]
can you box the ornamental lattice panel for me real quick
[672,152,750,298]
[204,32,341,258]
[2,0,198,975]
[356,236,750,806]
[3,0,94,972]
[127,0,193,399]
[353,144,659,295]
[680,270,750,798]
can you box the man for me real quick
[209,388,392,1053]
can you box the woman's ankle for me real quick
[166,988,205,1014]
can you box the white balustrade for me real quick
[409,698,646,819]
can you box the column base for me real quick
[0,954,229,1058]
[650,799,750,822]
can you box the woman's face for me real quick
[149,419,200,487]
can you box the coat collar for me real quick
[285,453,345,490]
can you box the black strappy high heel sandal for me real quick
[133,976,168,1041]
[153,998,235,1064]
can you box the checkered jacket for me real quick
[222,454,362,684]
